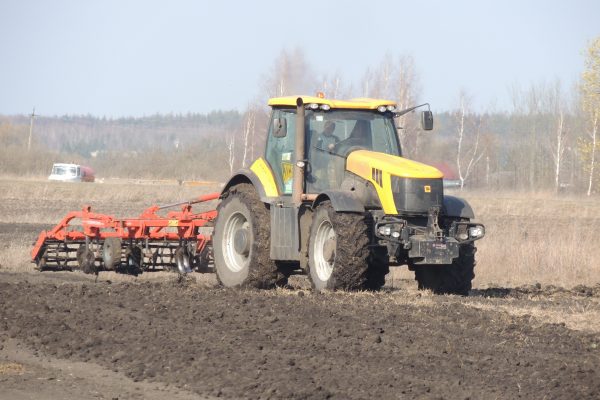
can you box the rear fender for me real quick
[221,158,279,202]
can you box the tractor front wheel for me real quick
[308,201,370,292]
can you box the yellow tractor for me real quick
[213,95,485,294]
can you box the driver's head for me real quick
[323,121,335,136]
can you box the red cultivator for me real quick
[31,193,220,275]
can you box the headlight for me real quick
[468,225,485,239]
[456,232,469,241]
[377,105,387,113]
[320,104,331,111]
[386,105,396,111]
[308,103,319,110]
[378,226,391,236]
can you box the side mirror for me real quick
[273,118,287,138]
[421,110,433,131]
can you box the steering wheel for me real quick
[333,138,369,157]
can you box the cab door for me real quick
[265,109,296,195]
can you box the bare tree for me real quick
[360,55,420,156]
[580,37,600,196]
[541,81,570,193]
[226,134,236,175]
[454,91,484,190]
[241,106,256,168]
[316,72,351,99]
[261,47,314,99]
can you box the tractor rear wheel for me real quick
[412,243,476,296]
[308,201,370,292]
[213,184,287,289]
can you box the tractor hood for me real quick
[346,150,443,180]
[346,150,444,215]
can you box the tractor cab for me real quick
[266,104,402,195]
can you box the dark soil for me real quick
[1,272,599,400]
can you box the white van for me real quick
[48,163,95,182]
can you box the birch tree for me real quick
[454,91,484,190]
[545,81,569,193]
[580,37,600,196]
[241,106,256,168]
[226,134,236,175]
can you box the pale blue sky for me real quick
[1,0,598,116]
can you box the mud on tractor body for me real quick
[32,95,484,295]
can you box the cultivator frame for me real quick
[31,193,219,275]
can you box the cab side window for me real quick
[265,109,296,195]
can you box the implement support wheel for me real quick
[102,237,122,270]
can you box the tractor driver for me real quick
[316,121,339,151]
[309,121,340,191]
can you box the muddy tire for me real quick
[102,238,122,270]
[77,245,97,275]
[213,184,286,289]
[308,201,370,292]
[413,243,476,296]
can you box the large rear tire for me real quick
[308,201,370,292]
[213,184,287,289]
[412,243,476,296]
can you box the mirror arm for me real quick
[393,103,430,118]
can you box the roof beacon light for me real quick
[316,91,325,99]
[320,104,331,111]
[377,105,387,113]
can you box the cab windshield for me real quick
[307,110,400,157]
[305,110,400,193]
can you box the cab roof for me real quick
[268,96,397,110]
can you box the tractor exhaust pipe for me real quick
[293,97,305,206]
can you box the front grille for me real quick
[391,177,443,214]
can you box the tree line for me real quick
[0,39,598,194]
